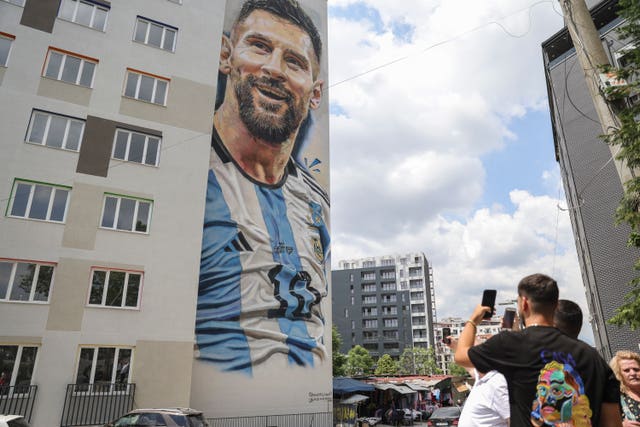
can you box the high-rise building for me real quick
[542,0,640,359]
[0,1,215,425]
[0,0,332,425]
[332,252,437,359]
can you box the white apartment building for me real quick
[434,317,502,375]
[0,1,217,425]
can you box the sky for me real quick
[325,0,596,344]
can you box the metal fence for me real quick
[0,385,38,422]
[60,383,135,427]
[207,412,333,427]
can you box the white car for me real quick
[0,415,30,427]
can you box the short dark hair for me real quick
[554,299,582,339]
[517,273,559,317]
[233,0,322,66]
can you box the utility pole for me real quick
[557,0,633,183]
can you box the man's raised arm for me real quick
[454,305,490,368]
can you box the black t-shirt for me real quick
[468,326,619,427]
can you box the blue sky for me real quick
[326,0,594,343]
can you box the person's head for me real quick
[610,350,640,394]
[554,299,583,339]
[517,273,559,322]
[219,0,324,145]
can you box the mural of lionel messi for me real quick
[531,360,592,426]
[195,0,330,376]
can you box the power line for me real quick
[330,0,562,88]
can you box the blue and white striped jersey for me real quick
[196,130,330,376]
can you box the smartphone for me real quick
[502,307,516,329]
[481,289,497,319]
[442,327,451,344]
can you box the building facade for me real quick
[0,0,331,425]
[332,253,437,359]
[434,317,502,375]
[542,0,640,360]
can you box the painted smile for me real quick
[255,84,289,101]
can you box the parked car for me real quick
[0,415,30,427]
[425,406,461,426]
[104,408,209,427]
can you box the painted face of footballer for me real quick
[228,10,320,144]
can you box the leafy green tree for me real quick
[374,354,398,376]
[448,363,469,377]
[345,345,374,376]
[601,0,640,330]
[398,346,441,376]
[332,326,347,376]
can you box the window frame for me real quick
[133,16,178,52]
[25,109,86,152]
[0,258,56,303]
[74,346,133,394]
[123,68,170,106]
[58,0,110,32]
[0,32,15,67]
[87,267,143,309]
[100,193,153,234]
[112,128,161,167]
[43,47,98,88]
[0,344,39,391]
[7,179,71,223]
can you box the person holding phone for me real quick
[454,274,622,427]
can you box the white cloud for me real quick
[326,1,594,343]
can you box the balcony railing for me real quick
[0,385,38,422]
[60,383,135,427]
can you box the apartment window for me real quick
[124,68,169,105]
[75,347,132,390]
[344,308,348,318]
[26,110,85,151]
[361,272,375,281]
[167,0,182,3]
[134,17,177,52]
[101,194,152,233]
[113,129,161,166]
[381,282,396,291]
[43,47,97,87]
[0,259,55,303]
[362,261,375,268]
[89,269,142,308]
[8,180,70,223]
[362,307,377,317]
[58,0,109,31]
[0,32,15,67]
[362,284,376,293]
[362,295,377,305]
[0,345,38,390]
[363,319,378,329]
[383,318,398,328]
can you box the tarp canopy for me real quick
[340,394,370,404]
[333,377,375,394]
[404,383,429,391]
[373,383,416,394]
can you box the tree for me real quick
[601,0,640,330]
[398,346,442,376]
[374,354,398,376]
[345,345,374,376]
[449,363,469,377]
[332,326,347,377]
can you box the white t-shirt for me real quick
[459,370,510,427]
